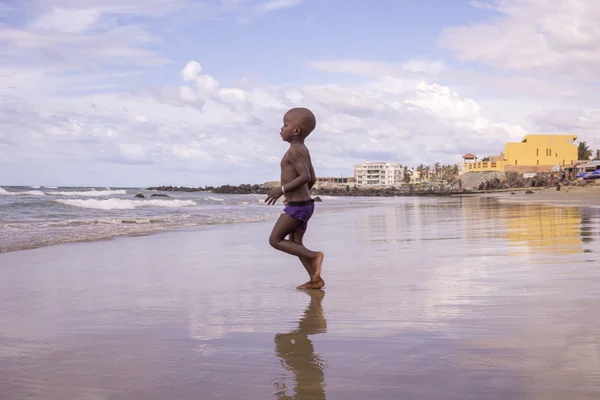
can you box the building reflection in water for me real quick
[500,205,583,255]
[460,197,595,256]
[273,290,327,400]
[580,206,597,245]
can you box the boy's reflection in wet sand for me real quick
[273,290,327,399]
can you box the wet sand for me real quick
[493,185,600,207]
[1,197,600,399]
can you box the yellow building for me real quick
[460,152,506,175]
[464,134,578,173]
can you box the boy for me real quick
[265,107,324,290]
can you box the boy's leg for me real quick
[269,214,320,259]
[290,228,323,284]
[290,229,325,289]
[290,229,316,280]
[269,215,324,289]
[289,229,313,278]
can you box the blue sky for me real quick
[0,0,598,187]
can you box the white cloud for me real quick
[309,59,446,78]
[0,0,301,72]
[30,8,102,33]
[119,143,151,163]
[0,23,169,68]
[438,0,600,79]
[259,0,305,13]
[0,54,565,185]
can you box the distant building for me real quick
[314,177,355,188]
[409,169,422,184]
[463,134,579,174]
[458,153,478,175]
[354,162,404,187]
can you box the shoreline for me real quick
[3,186,599,255]
[0,196,387,255]
[488,185,600,207]
[147,184,473,197]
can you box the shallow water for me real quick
[0,196,599,399]
[0,185,369,253]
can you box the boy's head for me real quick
[280,107,316,142]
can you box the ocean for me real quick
[0,185,372,253]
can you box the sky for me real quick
[1,0,598,187]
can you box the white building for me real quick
[354,162,404,187]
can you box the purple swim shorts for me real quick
[283,199,315,231]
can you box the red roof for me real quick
[462,153,477,159]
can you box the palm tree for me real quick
[424,165,431,181]
[444,164,454,179]
[403,166,411,183]
[578,141,592,160]
[416,164,424,182]
[434,162,441,179]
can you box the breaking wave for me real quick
[56,198,197,210]
[50,189,127,197]
[0,187,45,196]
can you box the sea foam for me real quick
[0,187,45,196]
[56,198,197,210]
[50,189,127,197]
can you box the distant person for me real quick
[265,107,324,290]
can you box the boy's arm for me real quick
[265,147,311,205]
[308,164,316,190]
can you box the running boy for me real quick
[265,107,324,290]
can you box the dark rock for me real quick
[121,220,137,224]
[313,196,322,202]
[135,194,145,198]
[511,192,516,195]
[145,183,466,198]
[525,190,534,194]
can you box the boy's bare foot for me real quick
[311,252,324,279]
[296,277,325,290]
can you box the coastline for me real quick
[147,184,471,197]
[489,185,600,207]
[0,194,390,255]
[3,183,597,255]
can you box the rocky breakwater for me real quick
[146,184,271,195]
[311,186,465,197]
[459,171,569,191]
[146,184,467,197]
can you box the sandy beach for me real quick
[492,185,600,207]
[1,196,600,399]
